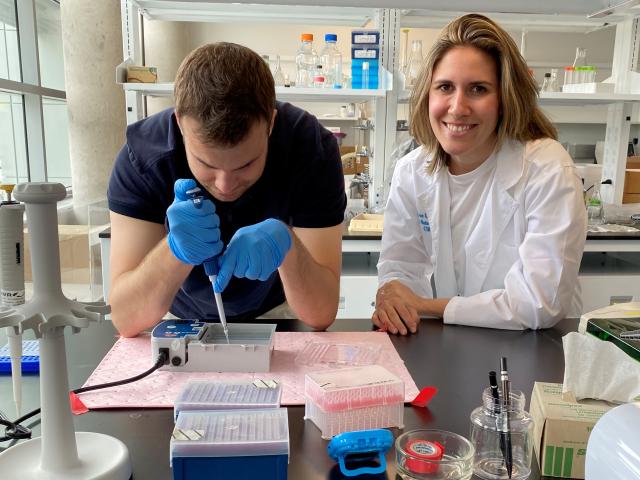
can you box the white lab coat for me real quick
[378,138,587,330]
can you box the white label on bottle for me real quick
[1,289,25,306]
[353,49,377,59]
[355,34,377,44]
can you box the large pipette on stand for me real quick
[0,182,131,480]
[0,184,26,417]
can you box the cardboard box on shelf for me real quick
[530,382,614,479]
[623,193,640,203]
[627,156,640,169]
[126,66,158,83]
[23,225,91,284]
[624,169,640,193]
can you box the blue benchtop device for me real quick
[151,319,276,372]
[327,429,394,477]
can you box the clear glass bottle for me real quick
[405,39,424,89]
[295,33,317,88]
[563,66,575,87]
[587,185,604,225]
[541,72,552,92]
[572,47,587,68]
[470,388,534,480]
[549,68,559,92]
[312,64,325,88]
[272,54,285,87]
[320,33,342,88]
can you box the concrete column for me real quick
[60,0,125,212]
[144,20,190,115]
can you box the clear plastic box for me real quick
[295,341,381,367]
[174,381,282,420]
[171,409,289,480]
[304,365,404,439]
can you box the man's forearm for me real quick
[278,232,339,330]
[110,239,192,337]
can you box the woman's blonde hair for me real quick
[410,13,556,173]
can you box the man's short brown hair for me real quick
[174,42,275,146]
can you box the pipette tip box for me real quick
[0,340,39,374]
[171,408,289,480]
[304,365,405,439]
[174,380,282,420]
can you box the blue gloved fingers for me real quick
[214,246,238,293]
[257,243,276,281]
[167,180,222,265]
[244,250,262,280]
[212,219,292,291]
[173,178,198,201]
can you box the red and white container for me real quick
[304,365,404,439]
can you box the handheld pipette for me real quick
[204,260,229,344]
[0,184,26,417]
[185,187,229,343]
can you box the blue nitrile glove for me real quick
[214,218,292,292]
[167,179,223,265]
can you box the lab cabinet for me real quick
[118,1,640,319]
[120,1,639,205]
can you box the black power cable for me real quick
[1,349,169,443]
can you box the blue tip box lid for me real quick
[0,340,40,374]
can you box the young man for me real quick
[108,42,346,337]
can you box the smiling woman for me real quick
[427,46,500,175]
[373,13,587,334]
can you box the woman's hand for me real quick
[372,280,422,335]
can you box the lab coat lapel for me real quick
[422,167,458,298]
[465,140,523,294]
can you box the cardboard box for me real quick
[530,382,614,479]
[126,66,158,83]
[627,156,640,169]
[624,169,640,194]
[623,193,640,204]
[23,225,91,284]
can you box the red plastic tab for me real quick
[70,392,89,415]
[411,386,438,408]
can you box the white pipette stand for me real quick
[0,183,132,479]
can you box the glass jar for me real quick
[587,186,604,225]
[541,73,552,92]
[469,388,534,480]
[404,39,424,89]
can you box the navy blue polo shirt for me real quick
[108,102,346,321]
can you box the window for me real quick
[0,0,68,187]
[36,0,65,91]
[0,91,27,183]
[0,2,20,82]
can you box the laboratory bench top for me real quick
[99,225,640,241]
[0,317,578,479]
